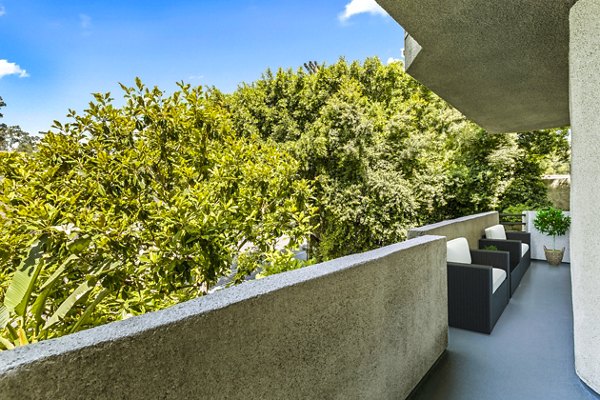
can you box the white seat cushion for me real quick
[447,237,472,264]
[522,243,529,257]
[492,268,507,293]
[485,224,507,240]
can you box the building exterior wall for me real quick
[376,0,574,133]
[0,236,447,400]
[569,0,600,393]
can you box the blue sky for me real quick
[0,0,404,134]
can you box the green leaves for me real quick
[533,207,571,241]
[43,281,93,330]
[0,77,316,349]
[4,237,46,316]
[229,57,568,261]
[0,306,9,330]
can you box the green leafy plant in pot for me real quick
[533,207,571,266]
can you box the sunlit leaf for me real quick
[43,282,93,330]
[0,306,9,330]
[4,237,47,316]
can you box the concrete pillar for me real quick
[569,0,600,394]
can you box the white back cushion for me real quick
[447,237,472,264]
[522,243,530,256]
[485,224,507,240]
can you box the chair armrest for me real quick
[470,250,510,273]
[447,262,493,294]
[478,239,521,268]
[506,231,531,246]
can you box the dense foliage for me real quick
[0,58,569,348]
[0,82,315,348]
[228,58,569,260]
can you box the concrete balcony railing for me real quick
[407,211,499,247]
[0,235,448,400]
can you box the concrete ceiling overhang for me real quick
[376,0,577,133]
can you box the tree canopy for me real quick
[228,57,569,259]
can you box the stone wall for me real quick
[0,236,447,400]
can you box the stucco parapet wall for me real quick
[376,0,577,133]
[0,235,448,400]
[408,211,499,249]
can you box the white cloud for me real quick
[339,0,387,22]
[0,5,6,17]
[387,49,405,65]
[0,60,29,79]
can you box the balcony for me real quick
[410,260,597,400]
[371,1,600,390]
[0,212,596,399]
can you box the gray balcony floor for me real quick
[409,260,600,400]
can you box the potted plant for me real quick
[533,207,571,265]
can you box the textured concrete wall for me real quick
[569,0,600,394]
[408,211,499,249]
[0,236,447,400]
[404,32,422,69]
[376,0,574,133]
[525,211,571,263]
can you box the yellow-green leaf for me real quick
[4,237,46,316]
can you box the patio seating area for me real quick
[409,260,600,400]
[3,211,596,399]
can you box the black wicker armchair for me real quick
[479,224,531,297]
[447,237,510,334]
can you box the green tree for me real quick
[0,96,38,152]
[0,81,316,349]
[497,129,570,211]
[228,57,568,260]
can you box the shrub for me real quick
[533,207,571,250]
